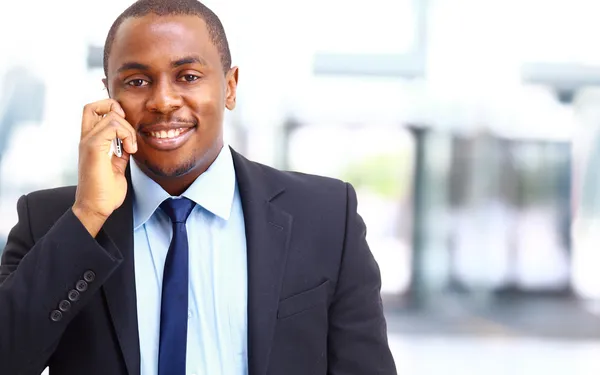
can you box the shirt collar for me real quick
[130,145,236,230]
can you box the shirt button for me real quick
[188,310,193,319]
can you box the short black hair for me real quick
[103,0,232,76]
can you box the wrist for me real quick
[72,203,109,238]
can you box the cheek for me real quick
[112,94,144,120]
[187,84,225,119]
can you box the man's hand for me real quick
[72,99,138,237]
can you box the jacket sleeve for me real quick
[327,183,397,374]
[0,194,123,375]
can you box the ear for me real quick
[225,66,239,110]
[102,78,110,97]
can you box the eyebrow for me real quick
[117,62,150,73]
[171,55,208,68]
[116,55,208,73]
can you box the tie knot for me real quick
[160,197,196,223]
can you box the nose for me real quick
[146,78,183,114]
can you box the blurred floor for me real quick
[384,293,600,338]
[384,293,600,374]
[388,334,600,375]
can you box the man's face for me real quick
[105,14,237,179]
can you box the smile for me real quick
[141,126,196,151]
[148,128,189,139]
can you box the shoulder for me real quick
[250,160,351,202]
[244,159,355,224]
[232,148,352,202]
[21,185,77,236]
[25,185,77,208]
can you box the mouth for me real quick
[140,126,197,151]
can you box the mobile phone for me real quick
[112,138,123,157]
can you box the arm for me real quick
[0,194,123,375]
[327,183,397,374]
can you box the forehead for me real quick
[108,14,219,73]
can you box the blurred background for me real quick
[3,0,600,373]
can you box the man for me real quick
[0,0,397,374]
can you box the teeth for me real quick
[149,128,185,139]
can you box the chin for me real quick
[144,159,196,178]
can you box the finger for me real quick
[112,150,131,174]
[85,113,138,154]
[81,99,125,136]
[90,114,137,154]
[86,111,135,140]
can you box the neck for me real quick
[156,171,201,197]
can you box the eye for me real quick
[126,79,149,87]
[179,74,200,83]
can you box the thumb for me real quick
[112,152,131,175]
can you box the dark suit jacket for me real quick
[0,149,397,375]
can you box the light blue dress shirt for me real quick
[130,145,248,375]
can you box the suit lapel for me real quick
[97,166,141,375]
[232,149,292,375]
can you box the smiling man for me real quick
[0,1,397,375]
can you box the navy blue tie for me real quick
[158,197,196,375]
